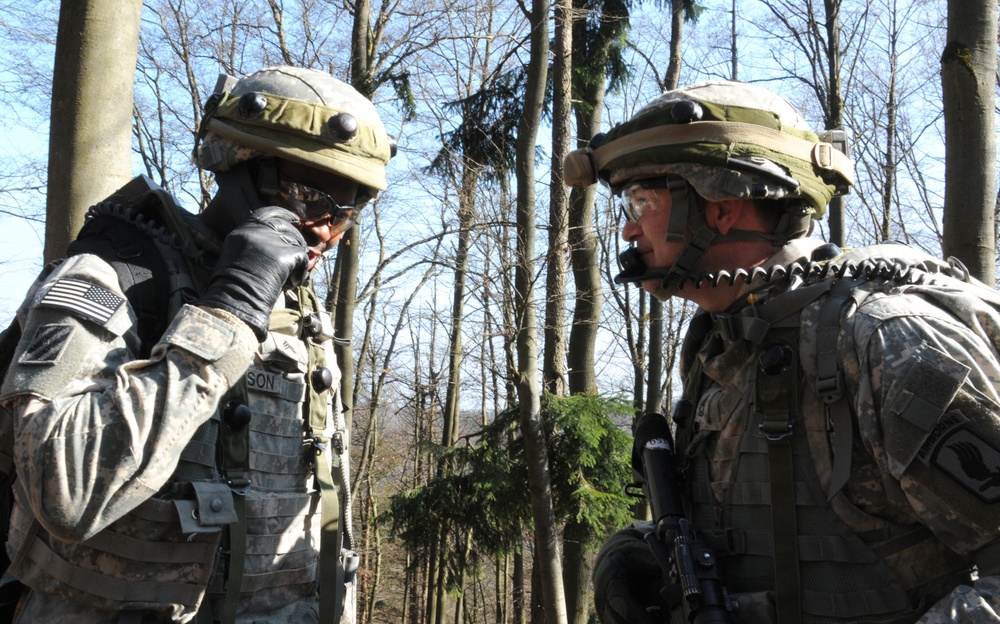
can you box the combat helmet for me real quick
[196,66,395,205]
[564,80,853,287]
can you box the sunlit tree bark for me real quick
[515,0,567,620]
[942,0,997,280]
[45,0,142,261]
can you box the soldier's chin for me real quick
[641,277,677,301]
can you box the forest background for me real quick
[0,0,995,623]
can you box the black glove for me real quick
[200,207,308,340]
[593,525,673,624]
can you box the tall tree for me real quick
[644,0,692,418]
[755,0,852,244]
[822,0,848,246]
[942,0,997,280]
[422,8,527,611]
[545,0,572,399]
[568,0,628,398]
[876,0,899,243]
[514,0,567,620]
[45,0,143,261]
[551,2,587,621]
[335,0,377,421]
[565,0,640,616]
[840,0,948,251]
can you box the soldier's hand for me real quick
[593,524,673,624]
[199,207,308,340]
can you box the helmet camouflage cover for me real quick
[197,66,393,191]
[564,80,854,221]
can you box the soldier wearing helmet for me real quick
[0,66,392,623]
[578,82,1000,623]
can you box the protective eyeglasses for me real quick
[618,177,687,222]
[278,178,373,231]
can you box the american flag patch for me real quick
[39,278,124,325]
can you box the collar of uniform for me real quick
[712,279,834,347]
[731,237,826,301]
[711,237,836,346]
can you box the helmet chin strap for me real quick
[254,156,281,199]
[202,163,270,237]
[613,181,783,288]
[615,180,713,287]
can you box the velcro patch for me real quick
[245,366,307,402]
[929,428,1000,503]
[916,409,969,465]
[247,367,282,395]
[19,323,75,365]
[39,278,124,326]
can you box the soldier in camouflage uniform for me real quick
[0,65,393,623]
[565,81,1000,623]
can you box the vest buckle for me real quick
[759,421,794,442]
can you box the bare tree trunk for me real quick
[561,521,591,624]
[646,17,684,417]
[551,5,590,622]
[362,472,382,624]
[333,228,361,408]
[662,0,684,90]
[823,0,847,247]
[454,531,473,624]
[644,299,664,414]
[545,0,571,398]
[337,0,376,416]
[402,552,413,624]
[512,546,525,624]
[567,181,601,396]
[942,0,997,280]
[495,554,506,624]
[568,0,621,397]
[562,7,603,619]
[515,0,566,621]
[443,167,477,452]
[339,4,372,623]
[529,557,543,624]
[633,291,647,416]
[429,525,447,624]
[46,0,142,261]
[881,14,898,243]
[432,163,478,624]
[730,0,738,80]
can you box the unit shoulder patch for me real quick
[922,421,1000,503]
[19,323,75,365]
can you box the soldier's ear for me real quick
[704,199,753,236]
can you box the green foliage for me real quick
[378,70,417,121]
[644,0,704,21]
[570,0,706,119]
[571,0,633,119]
[683,0,705,22]
[424,67,529,184]
[382,393,635,568]
[541,394,635,541]
[382,426,530,566]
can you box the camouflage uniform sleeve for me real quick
[0,254,257,542]
[849,290,1000,621]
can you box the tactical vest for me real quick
[2,182,352,623]
[676,244,990,623]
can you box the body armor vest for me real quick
[678,248,979,623]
